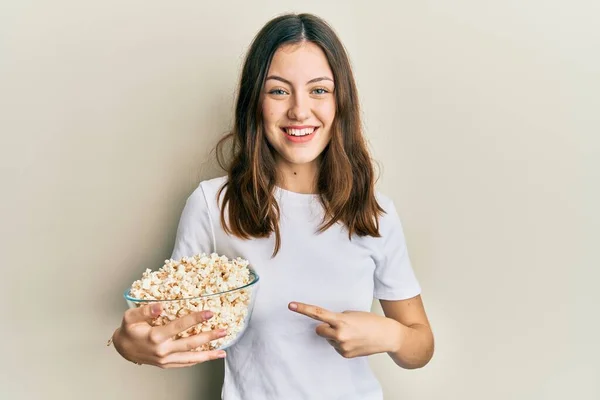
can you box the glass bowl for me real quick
[124,268,260,350]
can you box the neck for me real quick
[275,158,320,194]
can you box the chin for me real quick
[287,159,318,166]
[283,153,322,165]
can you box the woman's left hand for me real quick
[288,302,404,359]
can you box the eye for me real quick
[268,89,288,96]
[312,88,329,95]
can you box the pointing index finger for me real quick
[289,302,339,326]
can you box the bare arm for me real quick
[380,295,434,369]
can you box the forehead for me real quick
[267,42,333,82]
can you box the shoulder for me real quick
[374,191,404,233]
[198,175,228,193]
[201,175,228,195]
[185,175,228,209]
[375,191,398,216]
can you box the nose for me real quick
[287,92,309,122]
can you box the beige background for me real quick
[1,0,598,399]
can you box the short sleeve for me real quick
[373,196,422,300]
[170,183,216,260]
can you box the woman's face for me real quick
[262,42,336,168]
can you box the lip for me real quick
[281,125,317,130]
[280,126,318,143]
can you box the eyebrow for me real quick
[265,75,334,85]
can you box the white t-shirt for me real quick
[171,176,421,400]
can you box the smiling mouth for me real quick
[281,127,318,137]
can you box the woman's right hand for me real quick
[111,303,228,368]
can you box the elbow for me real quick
[402,350,434,369]
[394,349,434,370]
[393,329,435,370]
[395,353,434,370]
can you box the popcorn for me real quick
[129,253,255,351]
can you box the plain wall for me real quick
[1,1,598,399]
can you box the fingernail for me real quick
[204,311,214,319]
[219,329,227,336]
[289,303,297,311]
[151,303,161,315]
[218,351,227,358]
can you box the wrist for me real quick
[385,318,407,354]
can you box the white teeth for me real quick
[285,128,315,136]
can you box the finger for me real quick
[158,362,199,369]
[167,329,228,353]
[122,303,162,326]
[327,339,342,350]
[289,302,339,326]
[315,323,337,340]
[159,349,227,366]
[151,310,214,343]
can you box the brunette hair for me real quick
[216,13,384,256]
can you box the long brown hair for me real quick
[216,13,384,256]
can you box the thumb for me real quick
[125,303,162,325]
[147,302,162,318]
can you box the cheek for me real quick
[316,102,336,126]
[262,101,286,124]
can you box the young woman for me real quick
[111,13,434,400]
